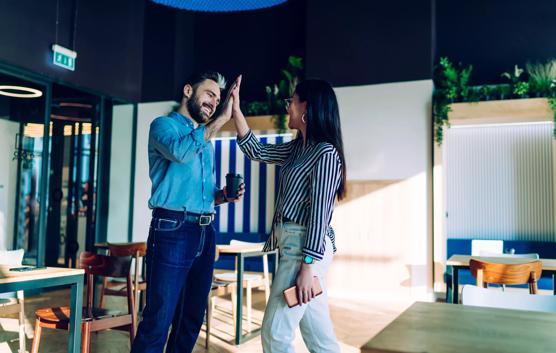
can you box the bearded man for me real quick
[131,71,243,353]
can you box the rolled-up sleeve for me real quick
[237,130,296,166]
[149,117,206,163]
[303,151,342,260]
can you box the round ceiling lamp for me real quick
[0,85,43,98]
[151,0,288,12]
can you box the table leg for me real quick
[445,267,452,304]
[452,267,459,304]
[271,251,278,284]
[235,254,244,345]
[68,278,83,353]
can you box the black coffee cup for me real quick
[225,173,243,199]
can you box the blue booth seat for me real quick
[447,239,556,290]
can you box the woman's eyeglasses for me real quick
[284,98,293,110]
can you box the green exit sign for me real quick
[52,44,77,71]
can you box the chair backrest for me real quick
[79,251,132,278]
[471,240,503,256]
[228,240,268,278]
[79,252,133,313]
[108,242,147,279]
[0,249,24,266]
[107,242,147,258]
[470,258,542,294]
[0,249,25,300]
[462,284,556,313]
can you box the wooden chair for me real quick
[469,258,542,294]
[0,291,25,353]
[212,240,270,333]
[205,280,234,348]
[99,242,147,317]
[0,248,26,353]
[31,252,136,353]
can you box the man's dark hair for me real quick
[176,71,227,101]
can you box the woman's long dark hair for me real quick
[295,79,347,200]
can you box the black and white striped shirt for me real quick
[238,130,342,261]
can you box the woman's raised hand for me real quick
[232,74,242,117]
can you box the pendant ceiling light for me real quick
[0,85,42,98]
[151,0,288,12]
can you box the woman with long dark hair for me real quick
[232,76,345,352]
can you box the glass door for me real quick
[0,71,50,266]
[46,100,100,267]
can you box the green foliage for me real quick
[466,86,481,102]
[241,56,303,132]
[526,60,556,96]
[459,65,473,100]
[479,85,493,100]
[433,58,556,145]
[432,57,473,144]
[501,65,529,97]
[491,84,512,100]
[513,81,530,96]
[264,56,303,131]
[432,99,452,145]
[434,57,474,102]
[242,101,269,116]
[501,65,524,83]
[549,97,556,138]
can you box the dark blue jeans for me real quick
[131,212,215,353]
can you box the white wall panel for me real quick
[445,122,554,241]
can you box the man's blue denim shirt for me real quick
[148,111,218,214]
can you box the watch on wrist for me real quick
[303,255,314,265]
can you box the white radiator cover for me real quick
[445,122,554,241]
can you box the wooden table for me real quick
[446,255,556,303]
[216,244,278,345]
[361,301,556,353]
[0,265,84,353]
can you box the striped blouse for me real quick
[237,130,342,261]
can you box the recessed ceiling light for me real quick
[0,85,43,98]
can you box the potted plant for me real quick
[239,56,303,132]
[265,56,303,132]
[526,60,556,97]
[479,85,493,101]
[501,65,530,98]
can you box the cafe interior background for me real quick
[1,0,556,352]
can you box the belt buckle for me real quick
[199,215,212,226]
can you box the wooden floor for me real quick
[0,288,413,353]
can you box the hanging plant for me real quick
[432,57,473,145]
[548,97,556,138]
[433,98,452,145]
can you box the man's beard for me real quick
[187,94,209,124]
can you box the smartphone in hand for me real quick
[283,276,323,308]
